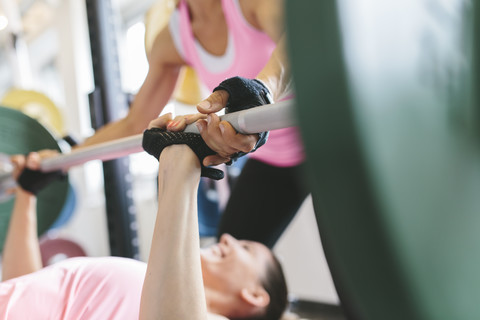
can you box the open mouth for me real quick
[213,244,226,258]
[201,244,226,261]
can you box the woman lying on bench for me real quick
[1,113,288,320]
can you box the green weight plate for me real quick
[0,106,69,252]
[287,1,480,319]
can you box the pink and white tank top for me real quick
[248,95,305,167]
[169,0,305,167]
[170,0,275,91]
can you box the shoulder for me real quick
[237,0,285,41]
[149,25,186,68]
[237,0,284,20]
[144,0,185,66]
[57,257,147,276]
[144,0,176,54]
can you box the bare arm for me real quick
[256,35,291,102]
[81,26,184,148]
[2,155,43,281]
[254,0,292,101]
[196,0,290,165]
[140,116,207,319]
[197,0,289,110]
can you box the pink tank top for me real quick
[0,257,145,319]
[249,95,305,167]
[169,0,305,167]
[249,125,304,167]
[172,0,275,91]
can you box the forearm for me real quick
[81,117,137,147]
[81,64,180,148]
[2,190,42,281]
[140,146,207,320]
[256,35,293,101]
[141,183,206,319]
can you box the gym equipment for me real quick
[0,98,294,248]
[0,153,16,203]
[0,99,294,202]
[1,89,65,136]
[86,0,140,259]
[49,183,77,230]
[12,99,294,174]
[0,99,295,238]
[0,106,69,252]
[39,234,87,267]
[287,1,480,320]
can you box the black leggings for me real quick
[217,159,310,249]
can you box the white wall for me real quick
[274,196,340,304]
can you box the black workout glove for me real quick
[213,76,271,162]
[18,168,66,195]
[142,129,224,180]
[143,76,272,180]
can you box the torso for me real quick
[0,257,235,319]
[150,0,283,74]
[188,0,265,56]
[166,0,303,166]
[189,2,229,56]
[169,0,277,91]
[0,257,146,320]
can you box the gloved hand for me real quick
[18,168,66,195]
[212,76,271,162]
[143,76,273,179]
[142,128,224,180]
[13,151,66,195]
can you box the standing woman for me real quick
[78,0,307,248]
[184,0,308,248]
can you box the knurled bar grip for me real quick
[40,100,296,172]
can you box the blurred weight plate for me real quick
[287,1,480,319]
[0,106,69,252]
[1,89,65,137]
[39,235,87,267]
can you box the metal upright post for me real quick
[85,0,139,259]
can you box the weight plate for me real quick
[0,106,69,252]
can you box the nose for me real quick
[219,233,237,246]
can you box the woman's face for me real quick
[200,234,272,293]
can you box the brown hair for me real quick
[258,253,289,319]
[234,253,289,320]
